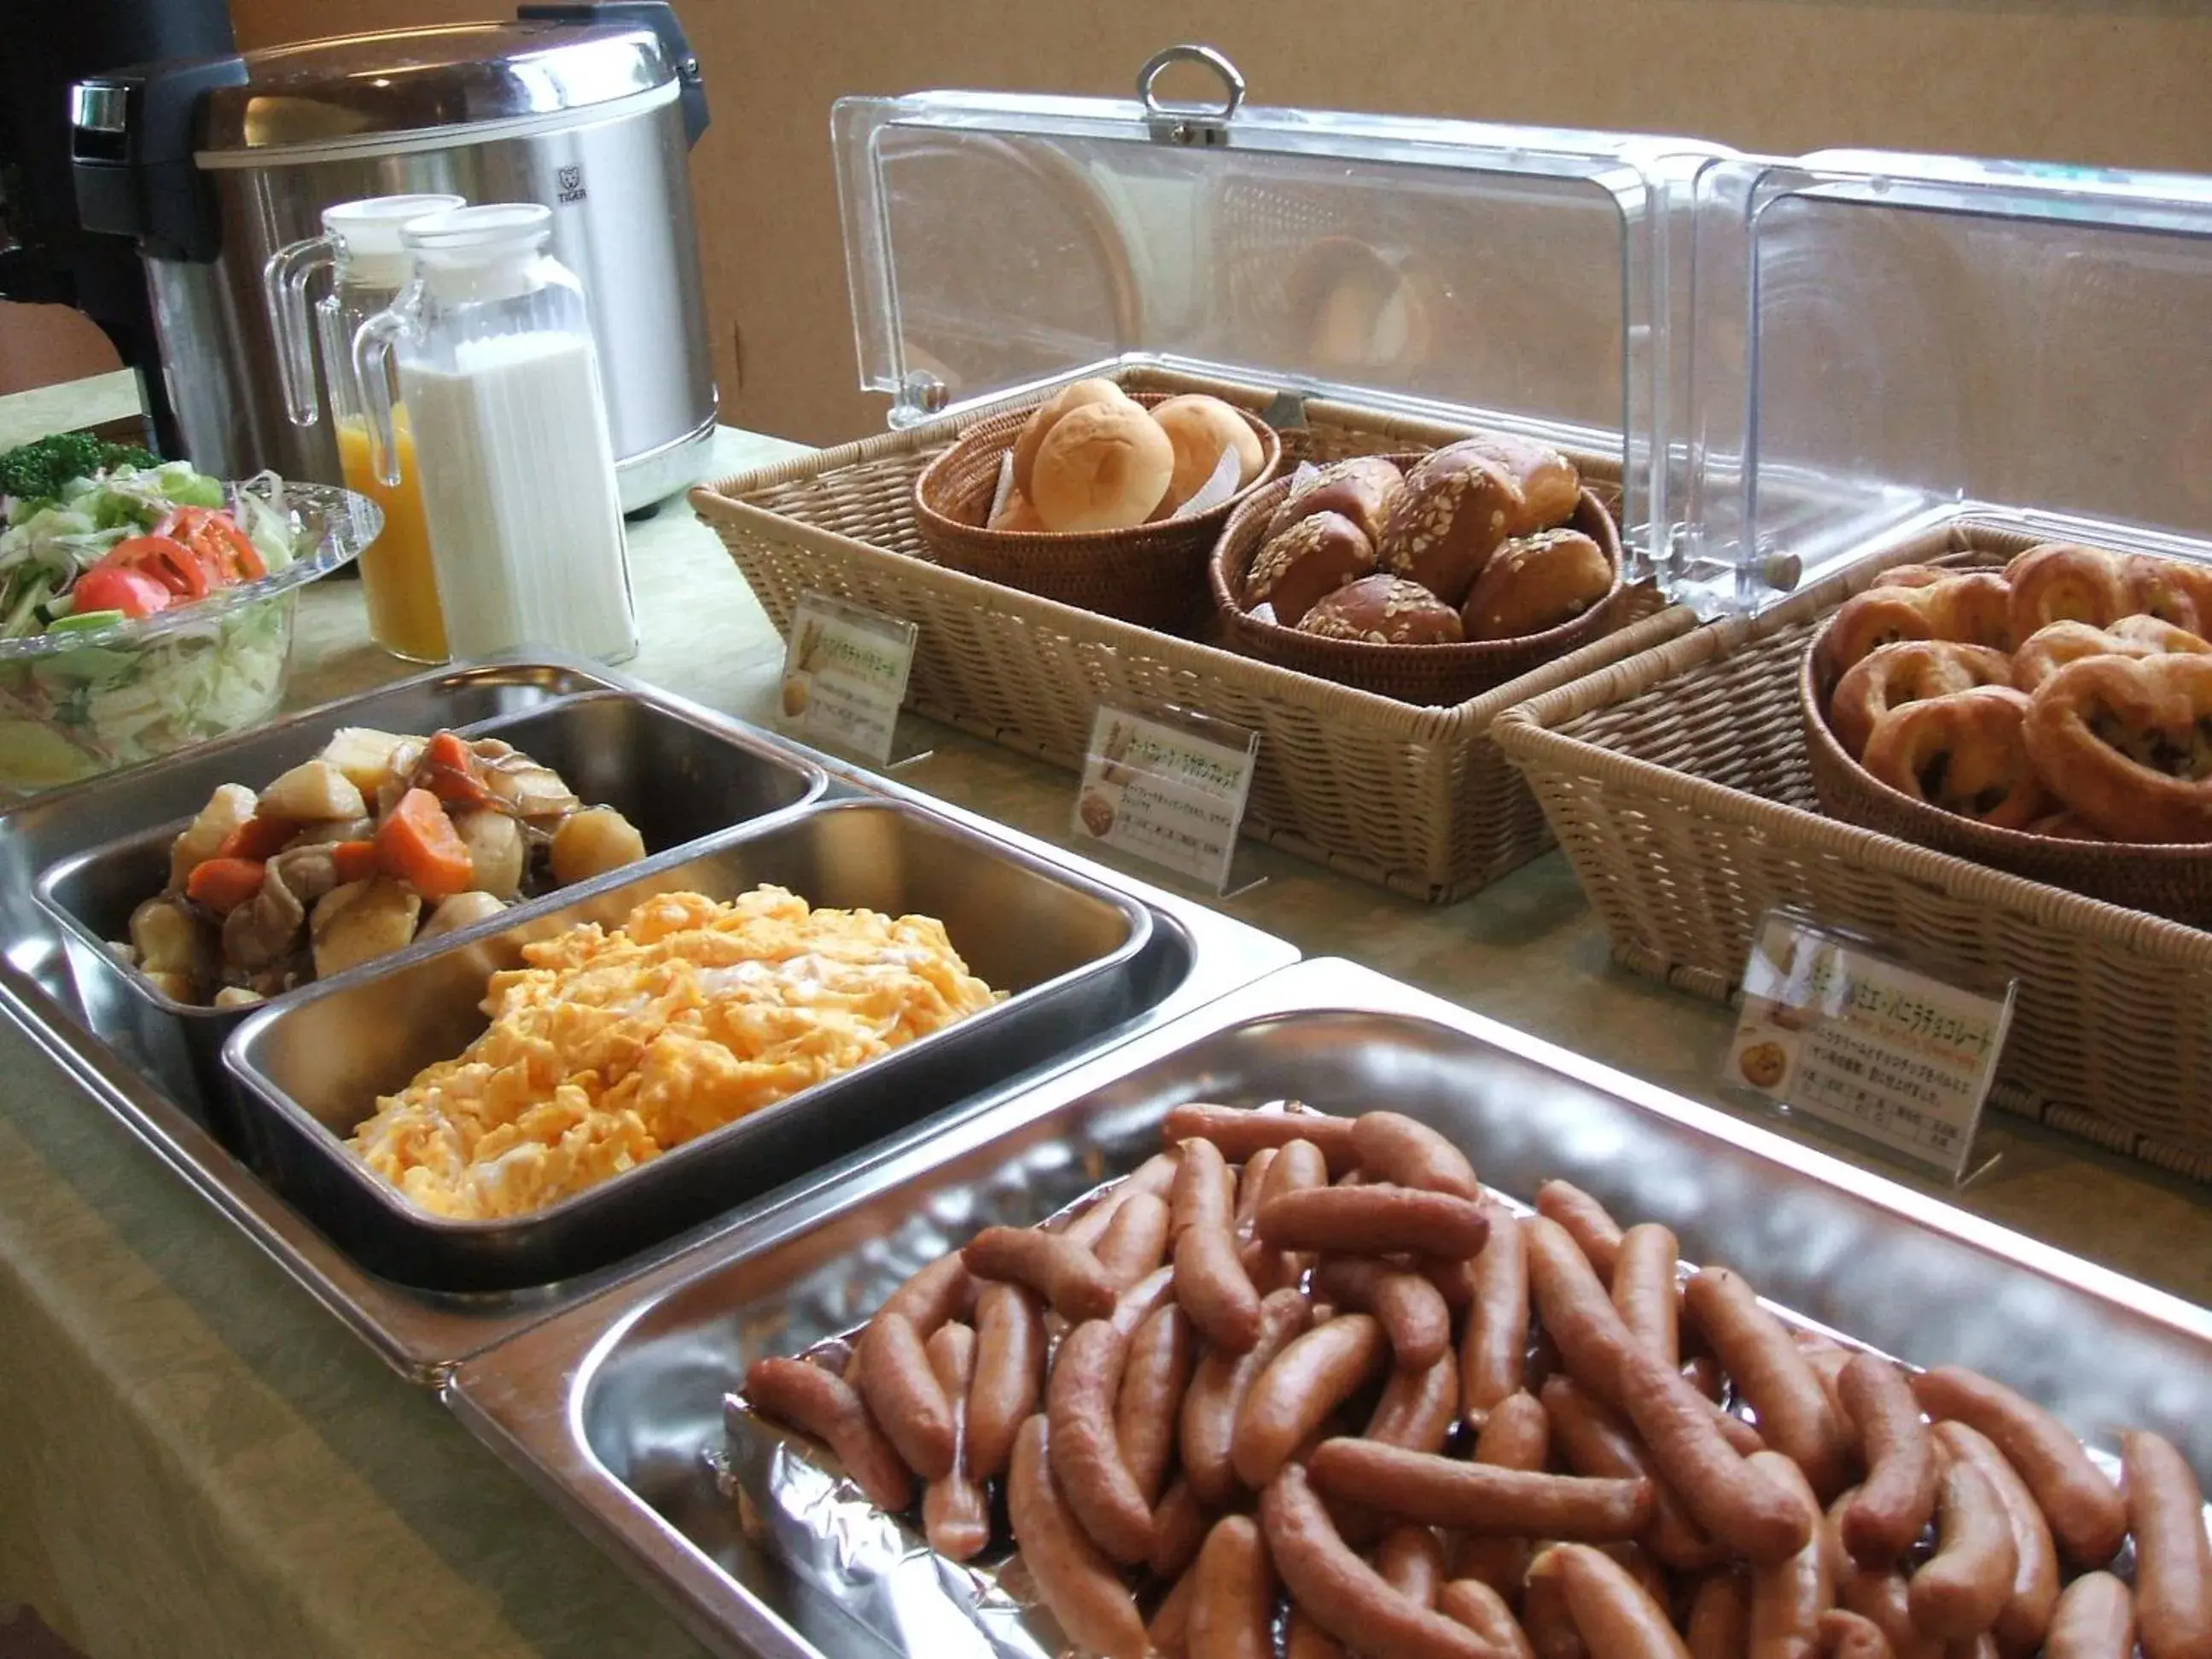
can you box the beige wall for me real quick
[230,0,2212,446]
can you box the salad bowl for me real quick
[0,475,380,796]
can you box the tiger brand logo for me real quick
[556,164,586,204]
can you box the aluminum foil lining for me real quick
[716,1176,1138,1659]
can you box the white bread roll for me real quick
[1010,377,1134,498]
[1029,401,1175,533]
[1151,394,1264,512]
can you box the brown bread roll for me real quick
[1375,447,1524,608]
[1298,574,1465,645]
[1266,457,1407,546]
[1449,434,1580,534]
[1245,512,1379,628]
[1460,529,1612,641]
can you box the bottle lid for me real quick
[321,193,466,284]
[402,203,555,300]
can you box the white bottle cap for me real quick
[320,194,465,286]
[402,203,555,301]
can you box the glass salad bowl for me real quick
[0,482,380,799]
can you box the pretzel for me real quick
[1860,685,2055,829]
[1824,573,2011,672]
[1829,640,2015,760]
[2123,553,2212,635]
[2012,614,2212,694]
[2007,542,2135,637]
[2022,654,2212,841]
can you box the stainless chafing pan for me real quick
[0,652,1298,1379]
[223,797,1155,1293]
[445,955,2212,1659]
[33,688,827,1147]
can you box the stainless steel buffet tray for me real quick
[224,797,1152,1292]
[0,653,1298,1378]
[444,956,2212,1659]
[34,686,826,1147]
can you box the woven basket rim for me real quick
[1209,464,1626,664]
[911,392,1283,546]
[696,453,1689,736]
[1491,521,2212,960]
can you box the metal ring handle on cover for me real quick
[1138,44,1246,125]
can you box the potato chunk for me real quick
[212,987,265,1010]
[451,808,525,900]
[309,877,421,980]
[549,807,647,886]
[129,895,208,981]
[418,890,507,940]
[259,759,368,824]
[168,783,256,890]
[316,726,412,795]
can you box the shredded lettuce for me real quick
[0,457,307,794]
[0,594,294,791]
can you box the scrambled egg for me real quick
[347,885,1001,1219]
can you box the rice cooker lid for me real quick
[196,21,673,162]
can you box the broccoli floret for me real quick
[0,434,160,505]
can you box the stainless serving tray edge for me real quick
[441,955,2212,1659]
[0,651,1300,1379]
[218,795,1155,1292]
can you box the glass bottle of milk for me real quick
[352,203,637,663]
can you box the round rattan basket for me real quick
[1208,463,1627,707]
[911,394,1282,634]
[1799,556,2212,926]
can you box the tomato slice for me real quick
[70,564,173,620]
[97,534,209,601]
[160,508,265,585]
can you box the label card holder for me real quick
[777,591,922,767]
[1723,907,2015,1186]
[1074,701,1260,896]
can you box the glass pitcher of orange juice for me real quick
[265,195,462,662]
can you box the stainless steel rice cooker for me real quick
[70,4,717,510]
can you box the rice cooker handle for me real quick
[516,2,709,149]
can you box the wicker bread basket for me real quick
[912,393,1282,633]
[1211,465,1627,707]
[694,366,1689,902]
[1493,519,2212,1182]
[1796,556,2212,927]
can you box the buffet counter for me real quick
[3,407,2208,1659]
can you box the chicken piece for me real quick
[259,759,367,824]
[142,970,198,1003]
[310,877,422,980]
[418,891,507,940]
[474,742,579,822]
[212,987,265,1010]
[550,807,646,886]
[221,843,340,973]
[451,809,525,900]
[168,783,256,891]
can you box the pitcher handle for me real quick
[263,232,337,428]
[351,310,409,489]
